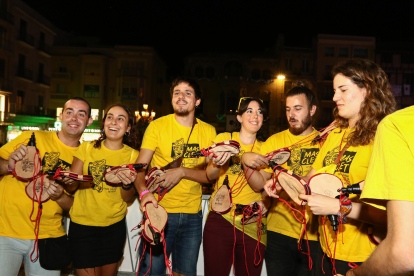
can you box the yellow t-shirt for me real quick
[261,129,320,241]
[141,114,216,213]
[70,141,139,226]
[312,127,375,263]
[361,106,414,209]
[0,131,77,239]
[209,132,266,244]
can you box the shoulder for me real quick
[197,119,215,131]
[215,132,232,142]
[148,114,173,128]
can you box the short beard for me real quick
[174,108,190,117]
[289,113,312,135]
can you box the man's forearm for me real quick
[0,158,9,175]
[55,194,73,212]
[182,167,212,183]
[243,165,266,192]
[134,170,147,195]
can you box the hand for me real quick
[139,192,158,212]
[156,167,185,191]
[298,193,340,216]
[263,178,282,198]
[55,175,75,185]
[209,151,232,166]
[116,170,137,186]
[241,152,268,169]
[252,200,269,216]
[47,181,64,201]
[8,144,29,169]
[346,269,356,276]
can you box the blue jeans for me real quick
[0,236,60,276]
[138,211,202,276]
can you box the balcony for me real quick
[50,93,70,101]
[51,72,71,80]
[0,78,12,92]
[16,68,33,81]
[37,75,50,86]
[17,31,35,47]
[8,103,55,117]
[38,41,52,56]
[0,10,14,25]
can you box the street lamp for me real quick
[277,75,285,80]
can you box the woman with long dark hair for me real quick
[203,97,269,276]
[67,103,141,276]
[266,59,396,275]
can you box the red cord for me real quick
[29,150,43,262]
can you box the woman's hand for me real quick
[263,178,282,198]
[298,194,340,216]
[241,152,268,169]
[8,144,29,170]
[47,181,64,201]
[139,192,158,212]
[209,151,232,166]
[116,170,137,186]
[157,168,185,191]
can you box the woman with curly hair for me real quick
[265,59,396,276]
[66,103,141,276]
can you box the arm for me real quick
[64,157,83,193]
[47,181,74,211]
[0,145,29,174]
[157,165,215,190]
[347,200,414,276]
[115,170,138,202]
[206,152,232,181]
[241,152,271,192]
[133,148,157,210]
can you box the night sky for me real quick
[22,0,414,76]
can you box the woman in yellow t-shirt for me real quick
[203,97,269,276]
[67,104,140,276]
[265,59,396,276]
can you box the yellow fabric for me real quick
[261,129,320,241]
[141,114,216,213]
[0,131,77,239]
[361,106,414,209]
[70,141,139,226]
[312,127,375,263]
[209,132,266,244]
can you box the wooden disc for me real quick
[308,173,342,198]
[266,149,291,165]
[25,176,50,202]
[104,167,132,184]
[210,144,240,155]
[145,168,165,192]
[143,204,168,245]
[242,214,259,225]
[15,146,41,180]
[277,170,307,205]
[211,185,232,214]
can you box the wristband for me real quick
[140,189,151,200]
[7,165,13,173]
[338,195,352,223]
[122,183,134,191]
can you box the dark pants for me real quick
[265,231,318,276]
[315,244,362,276]
[203,212,266,276]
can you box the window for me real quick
[18,54,26,72]
[324,65,333,81]
[0,27,6,49]
[38,63,44,81]
[206,67,215,79]
[83,85,100,98]
[38,96,44,108]
[0,58,5,79]
[19,19,27,37]
[302,60,309,73]
[325,47,335,57]
[91,109,99,121]
[251,69,261,81]
[285,58,292,71]
[84,63,101,76]
[195,67,204,78]
[56,84,67,94]
[354,48,368,58]
[381,54,392,64]
[122,82,138,100]
[339,47,349,57]
[17,90,24,112]
[224,61,243,77]
[58,64,67,72]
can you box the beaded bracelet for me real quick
[338,195,352,223]
[122,183,134,191]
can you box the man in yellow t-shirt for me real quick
[134,77,216,276]
[0,98,93,276]
[242,82,320,276]
[347,106,414,276]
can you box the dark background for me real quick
[22,0,414,76]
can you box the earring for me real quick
[125,131,130,136]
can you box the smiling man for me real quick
[0,97,93,276]
[134,77,216,276]
[241,81,320,276]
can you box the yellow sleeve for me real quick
[141,120,159,151]
[260,135,278,174]
[73,141,89,162]
[130,150,139,163]
[0,131,32,160]
[362,119,414,209]
[213,132,231,144]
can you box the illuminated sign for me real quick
[21,127,40,130]
[54,121,62,129]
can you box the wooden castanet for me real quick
[272,166,309,206]
[25,175,50,203]
[265,148,291,167]
[145,167,166,193]
[308,173,342,198]
[235,203,260,225]
[142,203,168,245]
[104,163,146,184]
[191,140,241,158]
[14,133,41,180]
[211,175,232,214]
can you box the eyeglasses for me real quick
[237,97,263,111]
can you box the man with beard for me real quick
[134,77,216,276]
[241,80,320,276]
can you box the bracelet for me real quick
[7,165,12,173]
[140,189,151,200]
[122,183,134,191]
[338,195,352,223]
